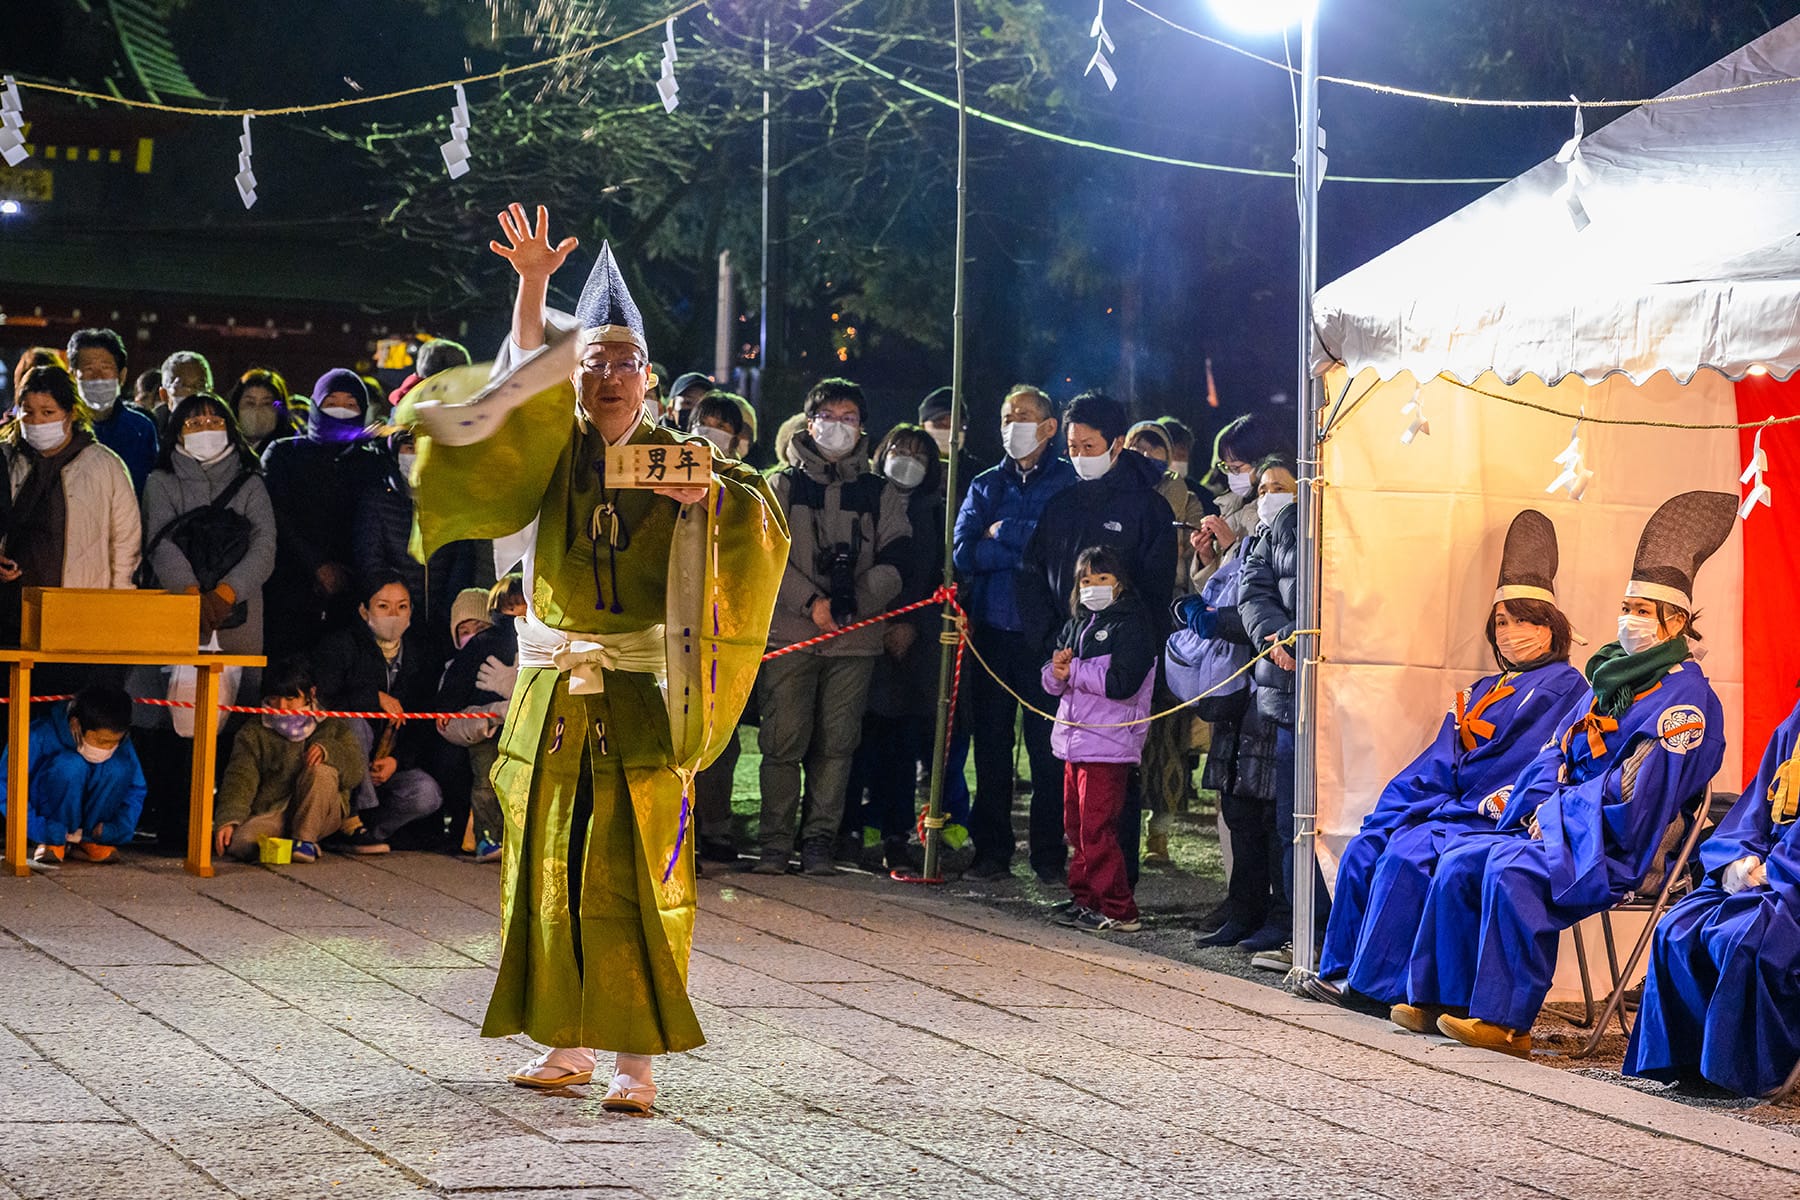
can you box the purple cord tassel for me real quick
[663,788,691,883]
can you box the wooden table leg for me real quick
[7,661,30,877]
[185,664,221,878]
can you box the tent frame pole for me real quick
[1290,10,1323,978]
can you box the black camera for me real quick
[816,544,857,626]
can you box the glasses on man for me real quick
[579,354,646,377]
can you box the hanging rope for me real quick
[1438,374,1800,431]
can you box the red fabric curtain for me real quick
[1736,373,1800,784]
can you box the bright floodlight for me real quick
[1207,0,1317,34]
[0,200,17,215]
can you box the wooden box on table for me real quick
[19,587,198,655]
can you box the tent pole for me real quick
[919,0,969,883]
[1290,9,1323,979]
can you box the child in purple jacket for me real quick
[1042,546,1158,932]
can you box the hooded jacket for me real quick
[1040,591,1158,764]
[766,431,913,656]
[1020,449,1177,653]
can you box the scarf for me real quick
[306,405,367,445]
[1584,635,1690,719]
[10,428,95,588]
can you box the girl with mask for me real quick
[1041,545,1157,933]
[849,425,945,873]
[210,660,363,865]
[1304,511,1587,1012]
[0,365,140,621]
[259,369,384,656]
[1402,491,1734,1059]
[227,368,300,457]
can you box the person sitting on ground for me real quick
[310,570,445,854]
[433,587,518,864]
[488,572,527,620]
[1043,545,1157,934]
[1304,512,1586,1011]
[1399,492,1735,1058]
[66,328,157,495]
[212,659,365,865]
[0,686,145,867]
[1624,693,1800,1097]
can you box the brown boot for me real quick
[1390,1003,1449,1034]
[1145,832,1171,865]
[68,842,115,863]
[1436,1014,1533,1059]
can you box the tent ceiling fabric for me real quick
[1313,16,1800,387]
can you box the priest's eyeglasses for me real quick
[579,354,647,377]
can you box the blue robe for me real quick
[1319,661,1586,1003]
[1625,698,1800,1095]
[0,702,148,846]
[1408,659,1724,1032]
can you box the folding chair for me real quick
[1568,786,1726,1058]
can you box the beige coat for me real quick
[5,439,141,589]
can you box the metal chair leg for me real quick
[1571,919,1595,1030]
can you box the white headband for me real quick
[1625,579,1692,610]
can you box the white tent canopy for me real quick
[1294,20,1800,891]
[1315,18,1800,387]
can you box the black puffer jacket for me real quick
[1238,501,1298,728]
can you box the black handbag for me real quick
[135,470,257,629]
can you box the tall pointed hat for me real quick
[573,242,648,356]
[1624,491,1738,611]
[1493,510,1560,605]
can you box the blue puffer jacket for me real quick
[951,454,1078,632]
[1041,593,1158,765]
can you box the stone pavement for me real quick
[1,854,1795,1199]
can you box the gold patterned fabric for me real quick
[413,373,789,1052]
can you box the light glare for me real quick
[1206,0,1318,34]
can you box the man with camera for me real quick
[756,377,913,876]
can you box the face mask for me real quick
[811,418,858,459]
[884,454,927,490]
[927,425,954,455]
[1497,625,1552,667]
[321,404,361,421]
[1079,584,1116,612]
[1226,469,1255,498]
[78,378,119,414]
[1002,421,1044,460]
[1071,450,1114,481]
[238,407,279,439]
[1617,613,1663,655]
[695,425,735,455]
[262,711,318,743]
[367,613,410,645]
[73,729,117,764]
[180,429,231,462]
[397,450,417,480]
[1256,492,1295,527]
[21,420,68,454]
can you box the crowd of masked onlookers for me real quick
[1,330,1309,967]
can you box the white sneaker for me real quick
[507,1046,595,1089]
[601,1072,657,1115]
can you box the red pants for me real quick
[1063,761,1137,921]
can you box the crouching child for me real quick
[213,660,366,864]
[1041,546,1157,933]
[0,686,146,867]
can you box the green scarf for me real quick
[1584,635,1690,718]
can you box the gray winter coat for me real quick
[140,451,276,655]
[766,431,913,656]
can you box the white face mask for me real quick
[1001,421,1044,460]
[21,419,69,454]
[321,404,361,421]
[1226,469,1255,497]
[1071,450,1114,481]
[884,454,927,490]
[927,425,954,455]
[1496,625,1552,667]
[1617,613,1664,655]
[695,425,735,456]
[810,417,859,459]
[77,738,116,765]
[1256,492,1295,526]
[78,378,119,414]
[180,429,231,463]
[1079,584,1116,612]
[397,450,417,480]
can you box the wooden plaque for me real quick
[604,441,714,490]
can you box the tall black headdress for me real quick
[1493,510,1560,605]
[573,242,648,356]
[1624,491,1738,611]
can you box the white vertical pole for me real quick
[714,249,734,384]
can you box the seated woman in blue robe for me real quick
[1305,511,1586,1009]
[1396,490,1736,1058]
[1624,697,1800,1096]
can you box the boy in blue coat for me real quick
[0,686,147,867]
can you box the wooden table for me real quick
[0,649,266,878]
